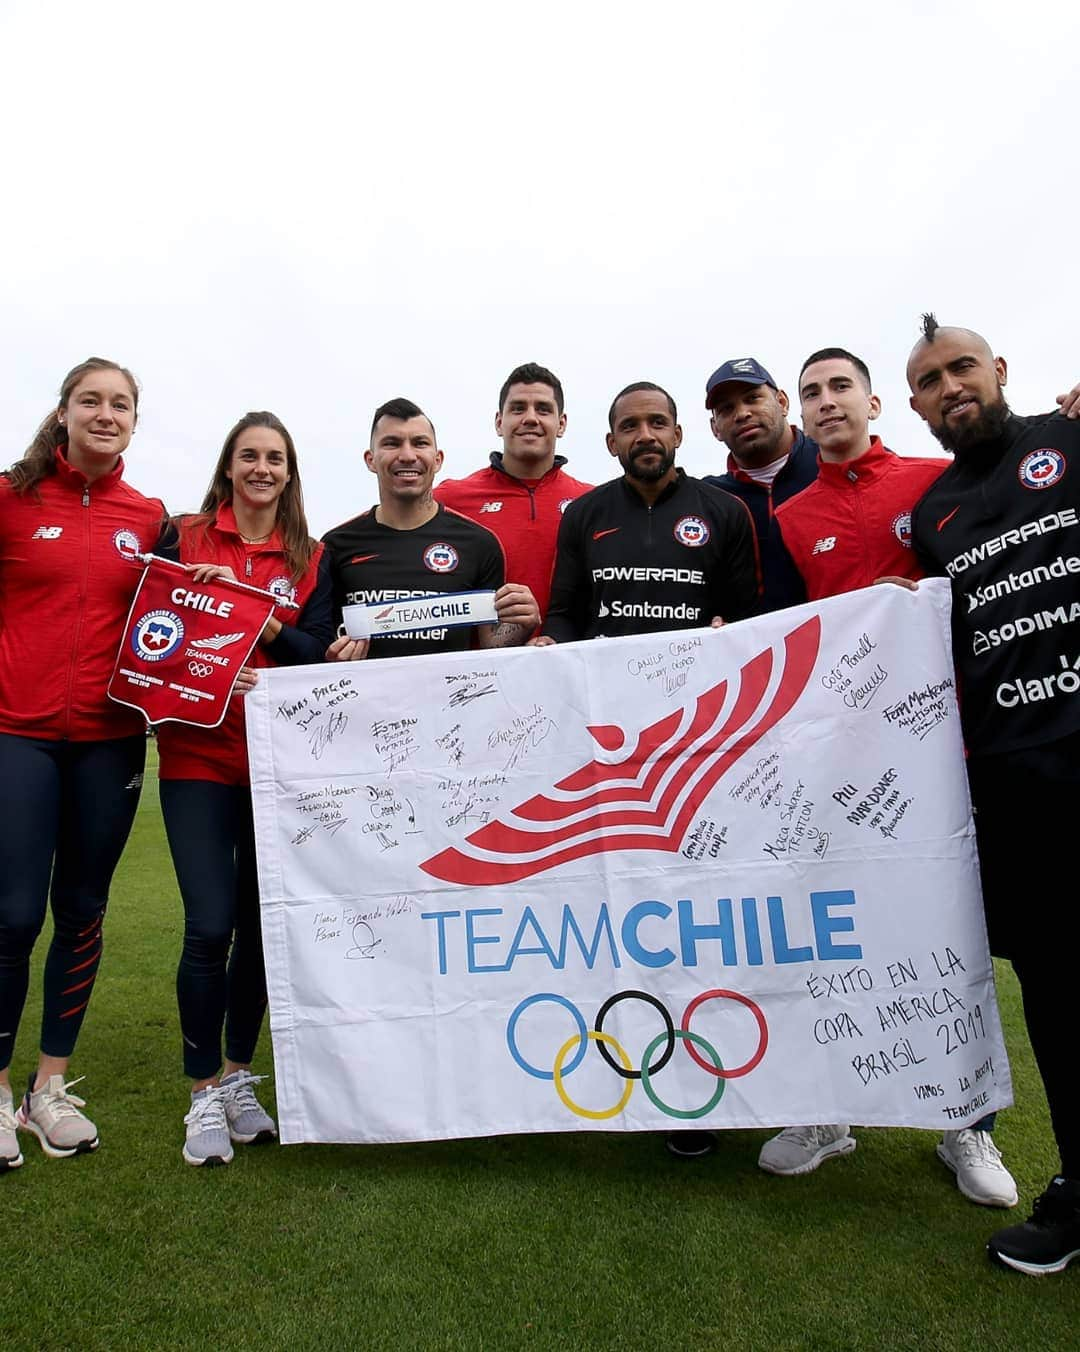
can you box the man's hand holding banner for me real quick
[245,580,1013,1144]
[109,555,280,728]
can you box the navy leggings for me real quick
[159,779,267,1080]
[0,732,146,1071]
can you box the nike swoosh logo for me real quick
[936,507,960,532]
[592,528,620,541]
[349,554,380,564]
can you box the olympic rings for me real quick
[640,1029,725,1119]
[553,1030,634,1120]
[188,661,213,678]
[681,988,768,1079]
[594,989,675,1080]
[506,988,768,1119]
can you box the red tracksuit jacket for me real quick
[774,438,948,601]
[0,450,169,741]
[434,455,592,620]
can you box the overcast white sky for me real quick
[1,1,1076,533]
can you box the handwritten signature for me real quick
[308,710,349,761]
[446,682,497,710]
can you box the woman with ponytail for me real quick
[155,412,331,1166]
[0,358,174,1167]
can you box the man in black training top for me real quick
[542,382,759,643]
[908,315,1080,1277]
[538,381,759,1162]
[322,398,539,660]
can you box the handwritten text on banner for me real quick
[246,580,1012,1144]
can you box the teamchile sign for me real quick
[108,554,282,728]
[244,579,1013,1144]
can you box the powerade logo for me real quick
[946,509,1079,576]
[420,614,821,884]
[591,566,705,584]
[131,609,185,661]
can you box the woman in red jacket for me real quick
[0,358,173,1168]
[155,412,332,1166]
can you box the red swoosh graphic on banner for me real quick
[420,615,821,885]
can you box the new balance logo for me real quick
[480,501,503,513]
[32,526,63,540]
[812,537,837,555]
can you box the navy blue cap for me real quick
[705,358,777,407]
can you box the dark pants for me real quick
[969,738,1080,1179]
[159,779,267,1080]
[0,732,146,1070]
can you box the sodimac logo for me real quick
[421,614,821,885]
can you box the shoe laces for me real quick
[777,1124,823,1146]
[224,1070,267,1112]
[953,1129,1005,1170]
[36,1076,89,1118]
[1029,1184,1080,1228]
[185,1086,228,1131]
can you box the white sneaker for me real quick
[219,1070,277,1145]
[758,1124,856,1176]
[183,1086,234,1167]
[937,1129,1018,1208]
[16,1074,98,1157]
[0,1084,23,1171]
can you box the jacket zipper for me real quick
[64,484,94,737]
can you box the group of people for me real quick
[1,327,1077,1278]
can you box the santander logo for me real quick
[421,614,821,885]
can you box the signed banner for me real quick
[246,580,1012,1144]
[109,556,276,728]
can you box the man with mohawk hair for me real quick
[909,315,1080,1276]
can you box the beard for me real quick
[625,446,676,483]
[930,392,1011,454]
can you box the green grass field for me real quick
[3,747,1075,1351]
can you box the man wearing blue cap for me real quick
[703,358,819,611]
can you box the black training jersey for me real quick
[912,412,1080,757]
[322,504,505,658]
[543,470,760,642]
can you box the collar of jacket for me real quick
[53,445,126,491]
[213,500,285,551]
[815,436,896,486]
[618,466,686,505]
[487,450,569,483]
[724,426,811,484]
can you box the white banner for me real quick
[246,580,1012,1144]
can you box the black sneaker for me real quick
[987,1176,1080,1276]
[665,1130,716,1160]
